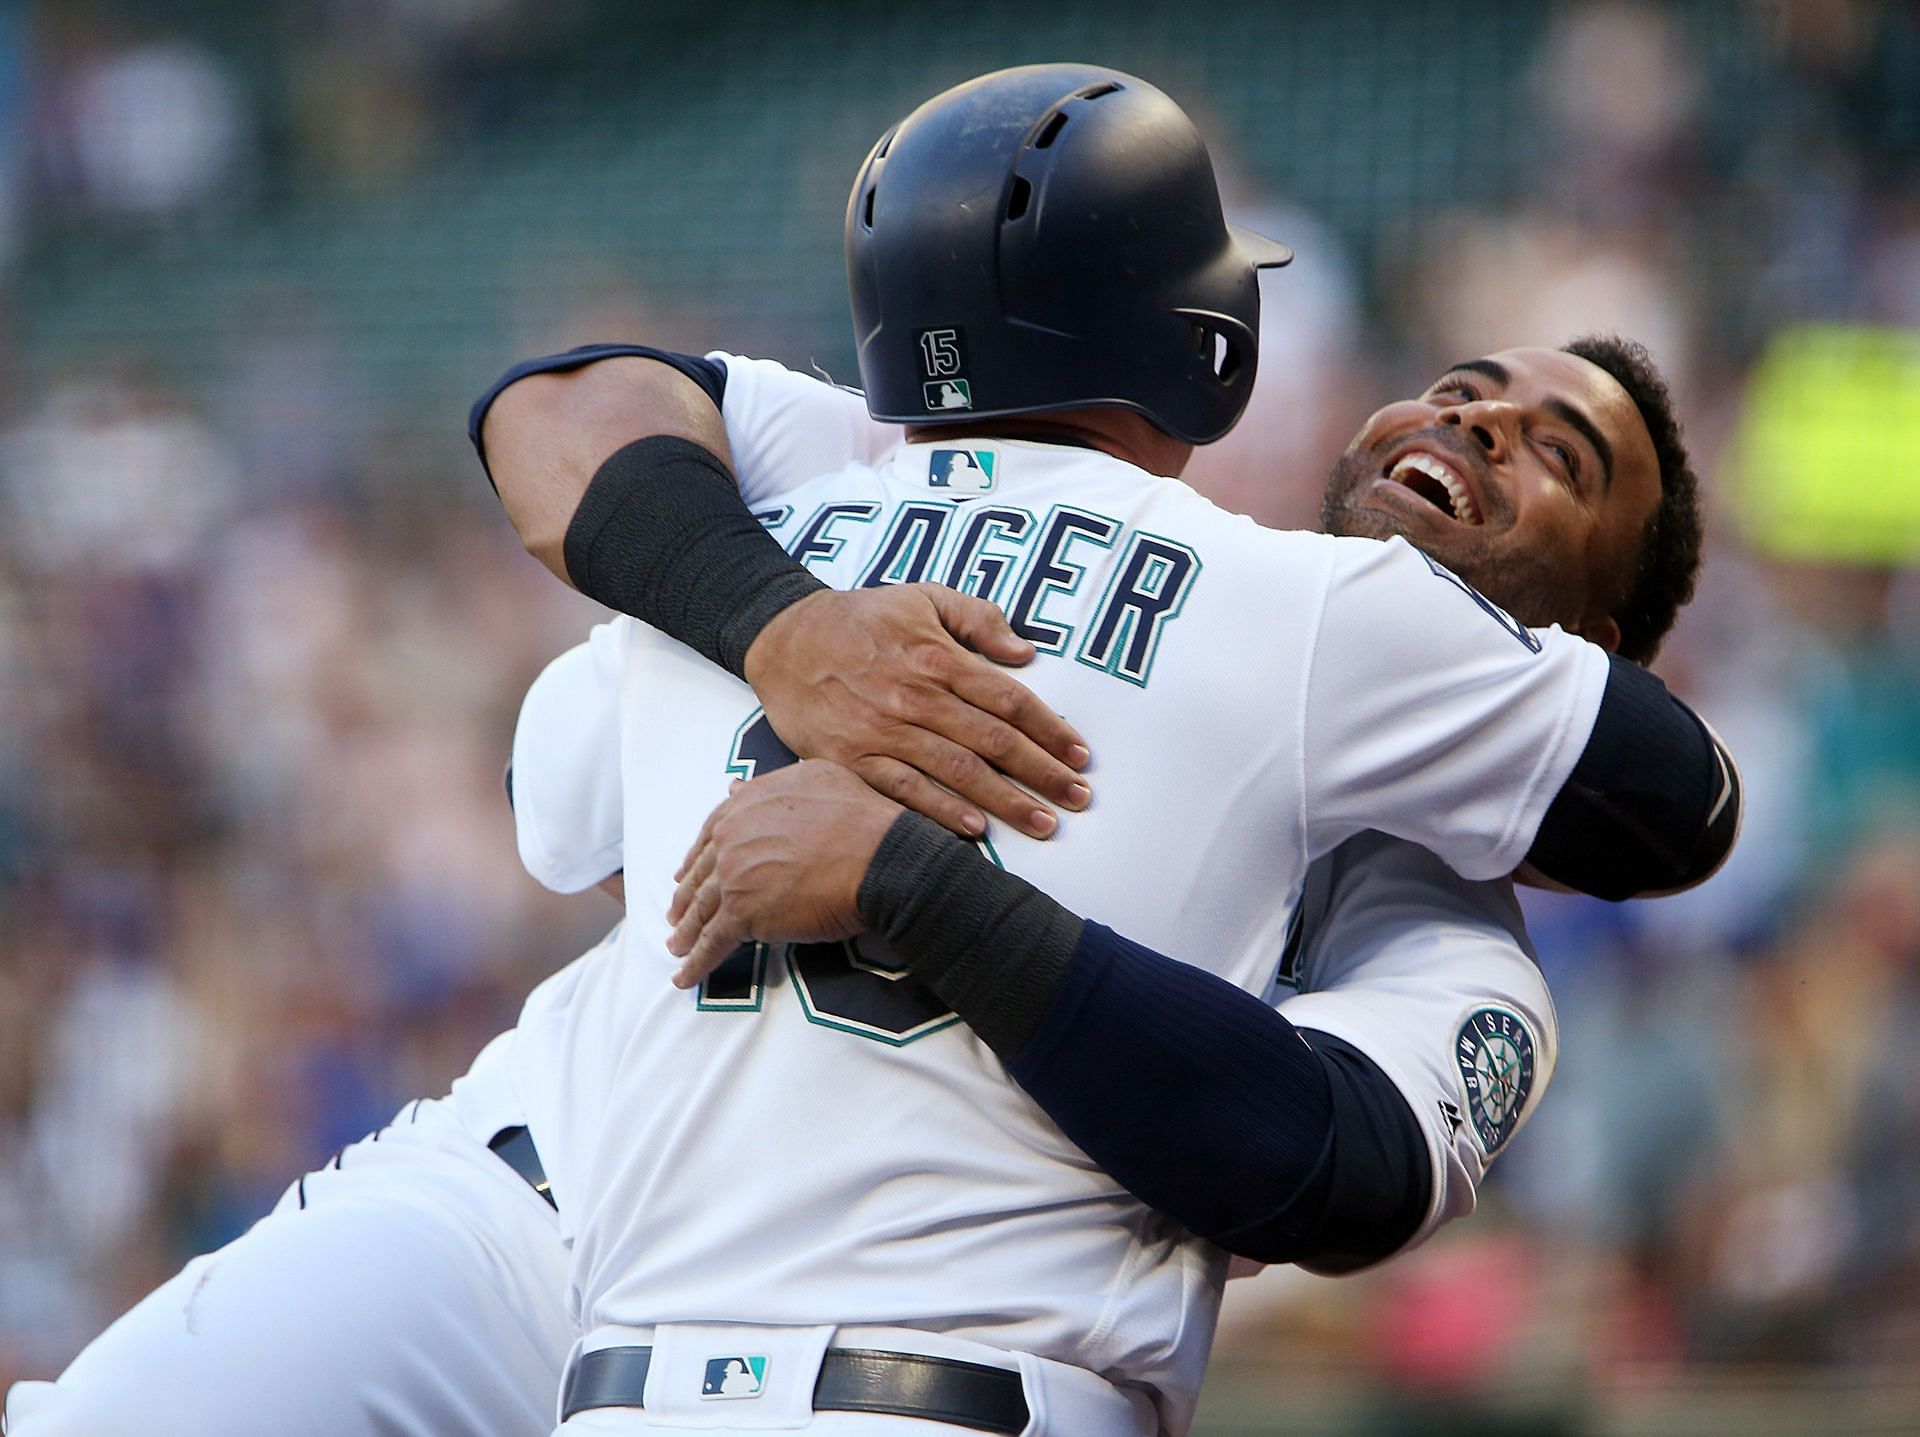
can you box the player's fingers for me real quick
[667,842,717,925]
[674,806,724,883]
[919,584,1034,666]
[671,912,750,990]
[853,756,989,840]
[665,873,725,958]
[863,742,1056,840]
[918,686,1090,812]
[947,660,1091,774]
[911,731,1059,838]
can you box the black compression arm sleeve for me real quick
[858,813,1430,1264]
[1526,654,1742,900]
[561,436,825,677]
[856,813,1082,1055]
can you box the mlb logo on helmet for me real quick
[923,378,972,410]
[701,1354,770,1400]
[928,447,996,494]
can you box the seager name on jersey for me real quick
[757,496,1200,688]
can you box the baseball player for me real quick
[472,65,1734,1436]
[4,64,1735,1437]
[2,605,1550,1437]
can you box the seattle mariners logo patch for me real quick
[701,1355,769,1399]
[1454,1006,1536,1154]
[928,447,996,494]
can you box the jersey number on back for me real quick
[699,711,964,1046]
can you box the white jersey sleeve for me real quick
[1302,535,1611,880]
[711,352,898,509]
[508,620,629,893]
[1275,830,1556,1270]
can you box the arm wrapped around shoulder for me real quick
[859,820,1429,1267]
[1525,654,1743,901]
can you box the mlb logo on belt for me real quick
[928,447,996,494]
[701,1354,770,1400]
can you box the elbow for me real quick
[519,518,572,583]
[1526,659,1744,901]
[1637,719,1743,896]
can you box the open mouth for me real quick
[1383,451,1481,525]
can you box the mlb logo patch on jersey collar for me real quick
[702,1354,769,1399]
[927,446,997,495]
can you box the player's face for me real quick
[1319,348,1662,651]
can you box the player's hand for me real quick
[666,761,903,989]
[741,584,1091,841]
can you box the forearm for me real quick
[857,815,1426,1263]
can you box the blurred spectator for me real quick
[218,286,371,506]
[0,370,239,581]
[1395,208,1697,396]
[1527,0,1702,215]
[32,14,246,223]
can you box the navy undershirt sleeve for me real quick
[856,817,1431,1266]
[1287,1030,1435,1272]
[467,344,728,483]
[1005,922,1429,1265]
[1528,652,1741,899]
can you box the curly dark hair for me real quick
[1560,334,1703,665]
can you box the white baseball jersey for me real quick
[513,619,1557,1261]
[502,354,1596,1431]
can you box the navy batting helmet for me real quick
[846,64,1291,446]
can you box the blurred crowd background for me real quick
[0,1,1917,1432]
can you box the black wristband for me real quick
[857,812,1083,1059]
[561,436,826,677]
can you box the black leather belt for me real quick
[486,1125,556,1210]
[562,1344,1030,1433]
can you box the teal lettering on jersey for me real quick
[860,504,952,587]
[780,497,1203,687]
[703,709,805,1012]
[1077,531,1201,687]
[943,505,1033,605]
[703,710,1003,1044]
[1007,505,1122,654]
[789,501,881,570]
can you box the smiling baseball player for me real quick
[3,61,1743,1437]
[474,66,1735,1437]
